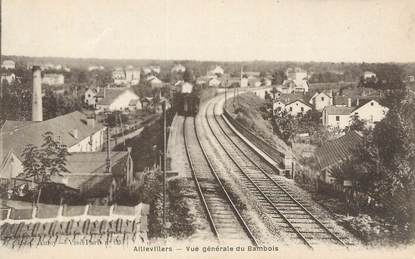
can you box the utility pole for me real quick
[105,112,112,174]
[162,100,167,228]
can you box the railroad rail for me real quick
[182,116,258,245]
[203,100,348,249]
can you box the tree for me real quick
[272,110,297,144]
[21,131,71,207]
[344,114,365,132]
[272,70,287,85]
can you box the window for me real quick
[321,97,324,101]
[289,107,293,111]
[336,116,340,121]
[371,102,374,106]
[301,107,304,112]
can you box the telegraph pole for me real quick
[105,112,112,174]
[162,100,167,228]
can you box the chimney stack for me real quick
[347,97,352,108]
[32,66,43,121]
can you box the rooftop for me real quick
[323,105,354,115]
[1,111,105,163]
[315,131,363,170]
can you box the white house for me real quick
[322,106,354,130]
[0,111,106,180]
[309,91,333,111]
[84,88,100,106]
[171,64,186,73]
[285,100,312,116]
[363,71,376,80]
[1,60,15,70]
[208,66,224,77]
[322,99,388,130]
[181,82,194,94]
[1,73,16,84]
[273,100,286,113]
[96,88,141,112]
[241,77,249,88]
[112,69,126,85]
[42,73,64,85]
[263,78,272,87]
[352,100,389,128]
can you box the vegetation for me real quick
[21,131,71,207]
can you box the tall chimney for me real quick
[347,97,352,108]
[32,66,43,121]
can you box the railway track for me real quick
[182,116,258,245]
[203,100,349,249]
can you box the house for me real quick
[286,67,308,81]
[128,99,143,111]
[1,73,16,84]
[1,60,15,70]
[323,99,388,130]
[248,77,262,87]
[50,150,134,197]
[209,78,221,87]
[171,64,186,73]
[407,75,415,82]
[315,131,363,184]
[147,75,163,89]
[42,73,64,85]
[278,80,296,94]
[293,79,309,93]
[351,100,389,128]
[309,90,333,111]
[142,65,160,75]
[322,106,354,129]
[241,77,249,88]
[285,100,312,116]
[273,93,312,116]
[263,78,272,87]
[363,71,376,80]
[88,65,105,71]
[0,111,106,181]
[84,88,100,107]
[125,68,140,85]
[208,66,224,77]
[181,82,194,94]
[112,69,126,85]
[95,88,141,112]
[196,77,209,86]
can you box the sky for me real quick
[2,0,415,62]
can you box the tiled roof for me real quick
[277,93,305,104]
[323,105,353,115]
[64,152,128,175]
[96,88,137,106]
[0,111,105,162]
[315,131,363,170]
[333,96,349,106]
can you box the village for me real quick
[1,1,415,256]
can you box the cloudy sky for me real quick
[2,0,415,62]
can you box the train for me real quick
[174,82,200,116]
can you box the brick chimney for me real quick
[32,66,43,121]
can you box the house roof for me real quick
[64,151,128,176]
[277,93,306,104]
[323,105,354,115]
[315,131,363,170]
[286,99,312,108]
[96,88,137,106]
[1,111,105,163]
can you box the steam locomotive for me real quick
[174,82,200,116]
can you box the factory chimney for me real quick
[32,66,43,121]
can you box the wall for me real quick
[68,128,105,153]
[353,101,388,128]
[0,203,149,247]
[285,101,312,116]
